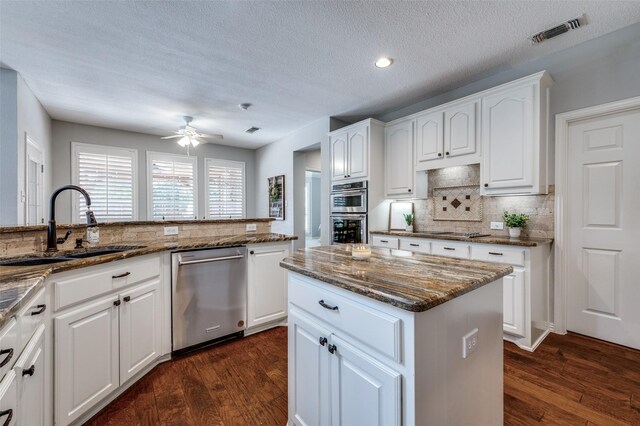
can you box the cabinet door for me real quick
[444,101,477,157]
[347,126,368,179]
[503,268,526,337]
[119,280,161,383]
[482,85,534,191]
[385,120,414,196]
[55,297,119,426]
[0,371,17,426]
[288,309,331,426]
[248,245,290,328]
[329,335,401,426]
[16,324,45,426]
[415,111,444,163]
[331,131,348,181]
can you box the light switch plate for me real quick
[462,328,479,359]
[246,223,257,232]
[490,222,504,230]
[164,226,179,236]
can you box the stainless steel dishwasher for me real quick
[171,246,247,354]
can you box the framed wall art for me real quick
[268,175,285,220]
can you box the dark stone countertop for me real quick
[280,245,513,312]
[370,230,552,247]
[0,233,296,329]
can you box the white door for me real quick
[482,85,534,191]
[16,325,45,426]
[331,131,348,181]
[347,126,368,179]
[566,106,640,349]
[55,297,119,425]
[288,309,331,426]
[415,111,443,163]
[247,245,289,328]
[444,101,477,158]
[119,280,161,383]
[25,138,45,225]
[330,335,401,426]
[385,120,414,196]
[502,268,525,337]
[0,370,17,426]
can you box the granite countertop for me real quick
[0,233,296,329]
[280,245,513,312]
[370,230,552,247]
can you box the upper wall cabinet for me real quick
[330,119,384,183]
[481,72,553,195]
[385,120,414,196]
[414,99,480,170]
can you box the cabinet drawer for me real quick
[16,289,46,350]
[371,236,399,249]
[289,275,402,362]
[0,319,17,381]
[399,238,430,254]
[472,245,525,266]
[0,370,17,426]
[431,241,470,259]
[53,255,161,311]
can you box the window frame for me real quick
[204,158,246,219]
[71,142,139,223]
[146,151,199,220]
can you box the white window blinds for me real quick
[72,143,138,222]
[205,159,245,219]
[147,152,197,220]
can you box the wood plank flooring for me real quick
[86,327,640,425]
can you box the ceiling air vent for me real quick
[246,126,261,134]
[530,15,585,44]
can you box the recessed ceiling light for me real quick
[375,57,393,68]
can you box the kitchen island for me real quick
[281,245,513,426]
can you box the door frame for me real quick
[24,133,45,225]
[554,95,640,334]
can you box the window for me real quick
[71,143,138,222]
[205,158,245,219]
[147,152,198,220]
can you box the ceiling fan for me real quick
[161,116,223,148]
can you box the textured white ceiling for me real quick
[1,1,639,149]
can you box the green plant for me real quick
[502,211,529,228]
[269,182,280,202]
[403,213,414,226]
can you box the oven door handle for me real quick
[331,189,367,197]
[178,254,244,266]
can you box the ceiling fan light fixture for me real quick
[178,136,190,147]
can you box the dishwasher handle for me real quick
[178,254,244,267]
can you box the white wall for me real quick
[255,118,331,247]
[0,69,53,225]
[51,120,257,223]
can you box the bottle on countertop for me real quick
[87,225,99,246]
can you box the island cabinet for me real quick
[51,254,165,426]
[246,242,291,332]
[287,271,504,426]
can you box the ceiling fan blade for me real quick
[201,133,224,140]
[161,135,183,139]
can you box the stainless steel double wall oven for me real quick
[330,180,368,244]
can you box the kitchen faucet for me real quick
[47,185,98,252]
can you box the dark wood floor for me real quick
[86,327,640,425]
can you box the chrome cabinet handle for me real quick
[0,348,13,368]
[318,300,338,311]
[112,272,130,279]
[30,304,46,316]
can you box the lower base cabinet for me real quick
[55,279,161,425]
[247,243,290,329]
[502,267,526,337]
[0,370,17,426]
[16,324,46,426]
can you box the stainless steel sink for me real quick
[0,245,144,266]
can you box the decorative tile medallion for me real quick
[433,185,482,221]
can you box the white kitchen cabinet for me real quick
[55,296,119,426]
[119,279,161,383]
[247,243,290,330]
[385,120,415,197]
[0,319,18,381]
[16,324,46,426]
[371,235,399,249]
[329,120,384,183]
[347,125,368,179]
[415,110,443,163]
[330,131,348,181]
[444,100,478,158]
[431,240,471,259]
[502,268,526,337]
[0,370,17,426]
[330,334,401,426]
[481,72,552,195]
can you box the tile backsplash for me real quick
[413,164,554,239]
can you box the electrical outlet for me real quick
[490,221,504,230]
[164,226,179,236]
[246,223,257,232]
[462,328,479,359]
